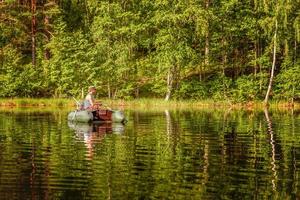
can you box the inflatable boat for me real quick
[68,109,126,123]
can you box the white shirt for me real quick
[83,92,94,109]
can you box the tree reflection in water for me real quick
[0,109,299,199]
[264,108,279,191]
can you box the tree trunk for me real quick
[292,83,295,105]
[204,32,209,67]
[31,0,37,66]
[107,83,111,99]
[222,36,227,98]
[284,39,289,57]
[204,0,210,68]
[44,15,51,60]
[294,36,297,65]
[113,89,118,99]
[221,35,227,74]
[254,40,258,77]
[259,38,263,92]
[264,19,278,105]
[165,68,173,101]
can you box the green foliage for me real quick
[207,74,233,100]
[0,0,299,102]
[46,19,97,97]
[0,46,23,97]
[233,74,264,101]
[175,79,208,100]
[275,59,300,101]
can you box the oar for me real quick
[72,97,82,110]
[70,96,81,121]
[72,110,77,121]
[73,97,84,110]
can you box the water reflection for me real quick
[264,108,278,191]
[68,122,124,159]
[0,109,299,199]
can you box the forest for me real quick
[0,0,299,103]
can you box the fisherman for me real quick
[83,86,101,110]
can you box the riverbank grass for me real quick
[0,98,298,110]
[0,98,74,107]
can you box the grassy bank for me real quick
[0,98,298,111]
[107,98,300,111]
[0,98,74,108]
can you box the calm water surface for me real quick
[0,108,300,199]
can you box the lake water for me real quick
[0,108,299,199]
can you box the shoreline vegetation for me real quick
[0,98,299,111]
[1,1,299,105]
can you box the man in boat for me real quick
[83,86,102,123]
[82,86,116,122]
[83,86,101,110]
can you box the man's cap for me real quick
[88,86,96,90]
